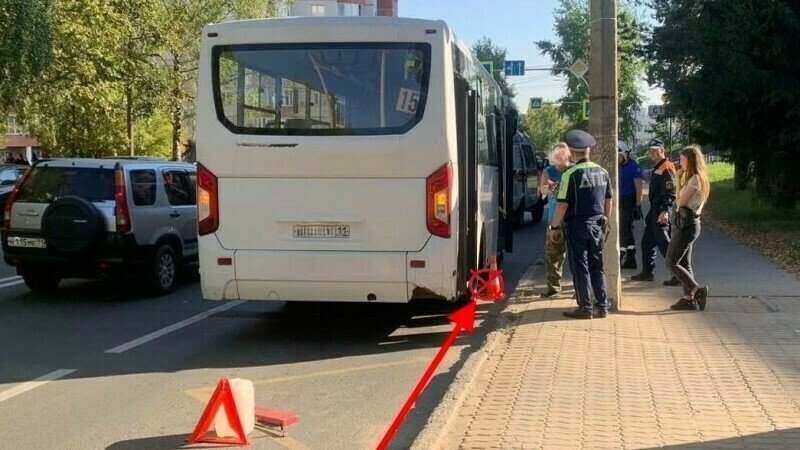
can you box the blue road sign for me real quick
[504,60,525,77]
[530,97,543,109]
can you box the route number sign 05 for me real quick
[396,88,421,115]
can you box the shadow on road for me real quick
[2,223,546,450]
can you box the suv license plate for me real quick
[293,224,350,239]
[7,236,46,249]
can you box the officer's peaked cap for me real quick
[564,129,596,151]
[648,138,665,150]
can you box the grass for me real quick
[703,162,800,276]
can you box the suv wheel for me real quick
[22,270,61,292]
[148,245,178,295]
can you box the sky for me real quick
[399,0,663,111]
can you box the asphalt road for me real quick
[0,218,544,450]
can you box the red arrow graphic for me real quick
[376,301,477,450]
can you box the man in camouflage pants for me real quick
[540,143,572,298]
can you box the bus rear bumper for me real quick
[199,235,456,303]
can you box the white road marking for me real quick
[104,300,247,354]
[0,369,76,404]
[0,276,23,289]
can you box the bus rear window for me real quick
[212,43,431,136]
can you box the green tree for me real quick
[535,0,645,141]
[472,36,516,98]
[17,0,127,156]
[113,0,167,156]
[647,0,800,206]
[156,0,283,160]
[0,0,54,109]
[523,103,570,154]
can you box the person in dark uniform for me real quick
[632,139,681,284]
[618,146,643,269]
[548,130,613,319]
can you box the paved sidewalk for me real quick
[432,225,800,449]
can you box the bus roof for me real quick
[204,16,450,36]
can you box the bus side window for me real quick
[486,113,498,166]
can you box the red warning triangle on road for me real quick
[187,379,249,446]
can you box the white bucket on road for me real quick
[214,378,255,437]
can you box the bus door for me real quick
[455,76,479,294]
[500,108,517,252]
[497,108,514,254]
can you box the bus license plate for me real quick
[7,236,46,249]
[293,224,350,239]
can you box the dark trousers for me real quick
[620,194,636,249]
[666,219,701,295]
[641,208,671,273]
[566,220,609,310]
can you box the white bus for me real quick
[196,17,519,303]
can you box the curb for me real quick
[410,261,543,450]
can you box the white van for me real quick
[196,17,518,303]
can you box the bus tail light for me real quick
[197,162,219,236]
[114,168,131,234]
[426,163,452,238]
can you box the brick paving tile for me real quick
[436,245,800,450]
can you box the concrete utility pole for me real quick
[588,0,622,309]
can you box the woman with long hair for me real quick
[666,145,711,311]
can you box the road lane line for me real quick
[0,369,76,404]
[104,300,247,354]
[185,357,431,402]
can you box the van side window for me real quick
[130,170,157,206]
[522,145,534,169]
[163,170,196,206]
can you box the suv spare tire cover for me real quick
[41,196,105,253]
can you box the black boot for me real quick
[631,271,654,281]
[695,286,708,311]
[563,307,593,319]
[621,249,638,269]
[663,276,681,286]
[670,297,699,311]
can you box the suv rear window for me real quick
[16,166,115,203]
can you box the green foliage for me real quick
[134,109,173,159]
[706,163,800,234]
[113,0,168,156]
[647,0,800,208]
[535,0,645,140]
[471,37,516,98]
[7,0,282,159]
[0,0,53,109]
[157,0,283,159]
[18,0,128,156]
[523,104,569,153]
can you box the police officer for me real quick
[632,139,679,283]
[548,130,613,319]
[618,146,644,269]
